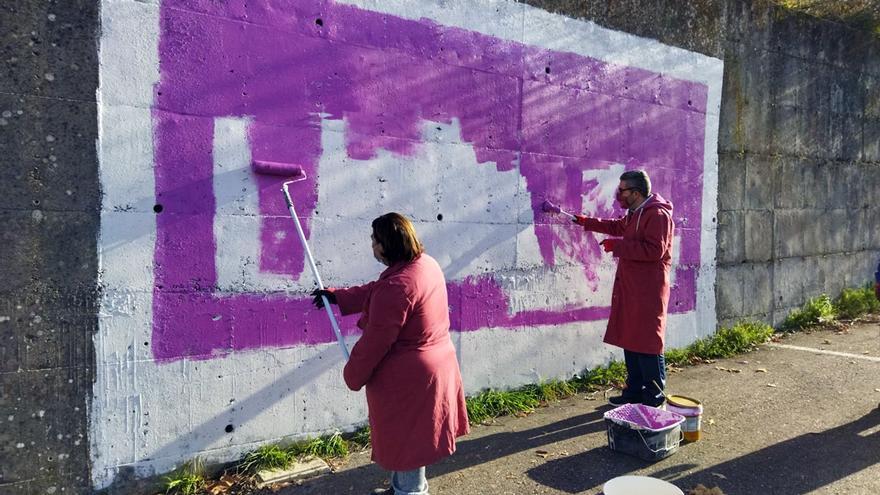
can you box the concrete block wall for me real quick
[0,1,100,493]
[716,1,880,326]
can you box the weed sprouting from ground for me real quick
[466,389,542,424]
[834,285,880,320]
[466,363,628,424]
[570,361,628,391]
[163,460,206,495]
[773,0,880,36]
[237,429,364,478]
[536,379,578,402]
[665,321,774,367]
[782,294,837,330]
[348,426,371,450]
[239,444,294,474]
[294,431,349,458]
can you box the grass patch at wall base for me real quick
[163,460,206,495]
[665,321,774,367]
[782,294,837,330]
[835,285,880,320]
[239,444,295,474]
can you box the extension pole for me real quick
[282,181,350,360]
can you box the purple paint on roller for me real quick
[150,0,709,361]
[252,160,305,178]
[541,200,562,215]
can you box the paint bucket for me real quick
[666,395,703,442]
[603,475,684,495]
[603,403,684,462]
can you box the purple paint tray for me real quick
[604,403,685,432]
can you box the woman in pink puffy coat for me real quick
[312,212,469,495]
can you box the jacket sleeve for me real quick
[580,216,627,236]
[343,282,411,391]
[612,210,673,261]
[332,281,376,316]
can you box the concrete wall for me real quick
[715,2,880,327]
[2,0,877,493]
[0,1,100,494]
[92,0,720,489]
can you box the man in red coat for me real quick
[572,170,674,407]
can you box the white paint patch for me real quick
[311,117,531,285]
[581,163,625,215]
[212,116,302,292]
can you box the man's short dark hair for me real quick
[620,170,651,197]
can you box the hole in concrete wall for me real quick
[32,199,40,206]
[545,66,551,74]
[687,100,692,106]
[315,18,323,27]
[225,424,234,433]
[153,204,163,213]
[143,341,148,346]
[436,213,443,221]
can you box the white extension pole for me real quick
[557,209,576,220]
[282,181,350,360]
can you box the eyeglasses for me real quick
[617,187,635,194]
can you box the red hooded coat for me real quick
[334,254,469,471]
[579,194,674,355]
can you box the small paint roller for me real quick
[252,159,306,178]
[541,199,576,220]
[252,160,350,360]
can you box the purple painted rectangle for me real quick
[151,0,709,361]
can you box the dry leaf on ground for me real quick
[687,484,726,495]
[715,366,742,373]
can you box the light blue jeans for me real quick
[392,467,428,495]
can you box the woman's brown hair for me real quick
[371,212,425,264]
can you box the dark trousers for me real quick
[622,350,666,404]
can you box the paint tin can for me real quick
[665,395,703,442]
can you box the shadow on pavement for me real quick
[280,407,612,494]
[669,407,880,494]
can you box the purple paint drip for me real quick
[151,0,709,361]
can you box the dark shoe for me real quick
[608,394,641,406]
[642,396,666,408]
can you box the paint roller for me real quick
[252,160,350,360]
[541,199,576,220]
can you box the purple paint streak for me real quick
[151,0,708,361]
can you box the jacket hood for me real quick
[627,193,673,232]
[638,193,673,214]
